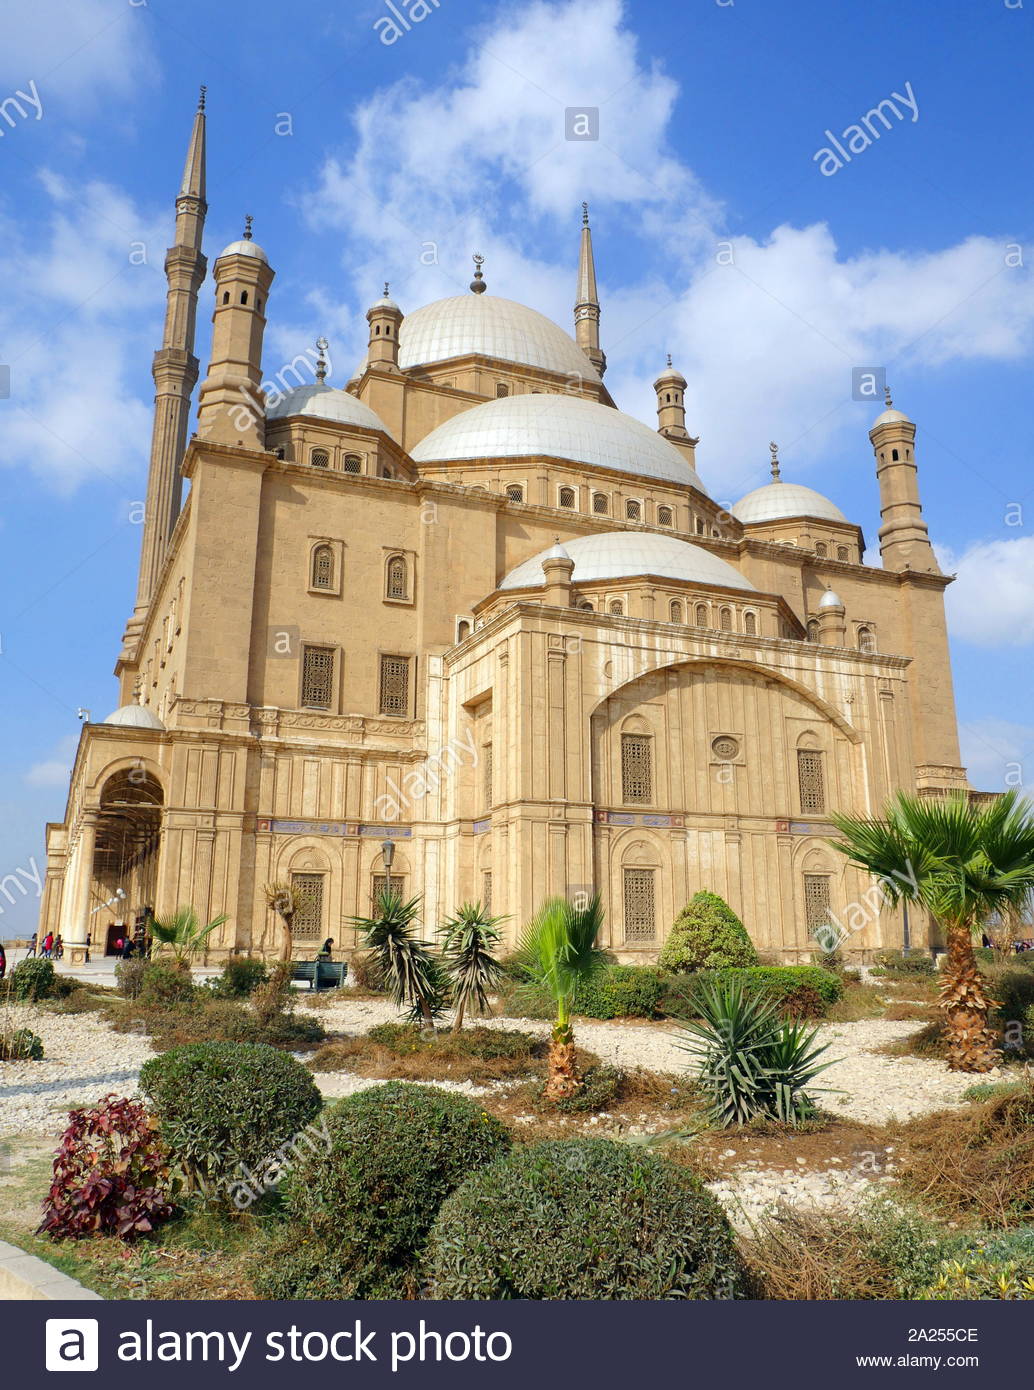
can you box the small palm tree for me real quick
[150,906,228,965]
[263,882,297,962]
[351,890,439,1032]
[832,790,1034,1073]
[440,902,507,1033]
[518,894,606,1101]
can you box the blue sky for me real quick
[1,0,1032,937]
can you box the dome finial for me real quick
[243,214,254,241]
[582,200,589,227]
[666,352,672,368]
[197,85,207,113]
[470,252,486,294]
[884,384,893,409]
[769,440,781,481]
[315,336,329,384]
[383,281,390,298]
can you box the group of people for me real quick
[26,931,63,959]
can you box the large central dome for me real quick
[398,294,601,382]
[411,394,708,491]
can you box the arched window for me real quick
[696,518,706,535]
[695,603,709,627]
[240,291,248,305]
[222,290,230,305]
[657,505,673,527]
[496,383,509,398]
[310,447,330,469]
[311,543,334,591]
[669,599,684,624]
[806,618,820,643]
[857,625,876,654]
[719,607,733,632]
[386,555,408,601]
[815,542,827,558]
[559,486,576,508]
[593,493,609,515]
[609,599,624,616]
[625,498,642,521]
[506,484,524,503]
[797,747,826,814]
[621,733,653,804]
[457,619,471,641]
[892,449,900,461]
[744,611,757,636]
[579,601,594,611]
[836,545,848,561]
[343,454,362,474]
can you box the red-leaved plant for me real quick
[38,1095,175,1241]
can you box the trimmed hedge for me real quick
[573,965,666,1019]
[140,1041,322,1196]
[427,1138,749,1300]
[871,949,936,978]
[659,890,757,974]
[274,1082,512,1298]
[699,965,843,1017]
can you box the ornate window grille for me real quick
[625,498,642,521]
[482,871,493,914]
[506,484,524,503]
[720,607,733,632]
[559,486,575,508]
[858,626,876,654]
[386,555,408,600]
[592,493,609,514]
[310,447,330,469]
[483,743,493,811]
[290,872,324,939]
[806,619,820,643]
[609,599,624,616]
[744,611,757,636]
[301,645,334,709]
[623,868,656,942]
[815,542,828,558]
[496,383,509,398]
[621,733,653,804]
[797,749,826,814]
[379,654,411,716]
[837,545,848,561]
[695,603,709,627]
[669,600,684,624]
[343,454,362,474]
[803,873,833,937]
[657,506,673,527]
[372,873,406,907]
[311,544,334,590]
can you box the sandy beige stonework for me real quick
[39,99,971,965]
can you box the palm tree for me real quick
[150,906,229,966]
[831,790,1034,1073]
[351,890,439,1032]
[440,901,507,1033]
[518,894,607,1101]
[263,882,297,962]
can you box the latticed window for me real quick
[720,607,733,632]
[623,868,656,942]
[301,645,334,709]
[496,383,509,398]
[310,447,330,469]
[807,619,820,643]
[803,874,833,937]
[744,611,757,635]
[386,555,408,600]
[506,484,524,503]
[379,654,411,716]
[482,871,493,914]
[483,743,493,811]
[343,454,362,475]
[592,493,609,515]
[696,518,706,535]
[669,599,684,624]
[858,625,876,654]
[657,506,673,527]
[609,599,624,616]
[625,498,642,521]
[559,486,575,508]
[695,603,709,627]
[797,749,826,814]
[815,542,827,558]
[837,545,848,561]
[372,874,406,907]
[621,733,653,804]
[290,873,324,940]
[311,544,334,590]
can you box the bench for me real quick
[291,959,348,992]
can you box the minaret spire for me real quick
[574,202,606,377]
[123,89,209,660]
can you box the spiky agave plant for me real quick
[439,901,507,1033]
[518,895,607,1101]
[351,890,439,1033]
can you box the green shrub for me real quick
[987,965,1034,1039]
[699,965,842,1017]
[207,957,269,999]
[872,949,936,978]
[366,1021,535,1060]
[572,964,666,1019]
[115,958,148,999]
[920,1257,1034,1300]
[427,1138,749,1299]
[0,1027,44,1060]
[279,1082,511,1298]
[659,891,757,974]
[140,1041,323,1197]
[549,1064,622,1113]
[140,960,196,1006]
[253,1240,368,1301]
[10,957,56,1001]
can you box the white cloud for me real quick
[940,536,1034,647]
[24,733,79,789]
[959,718,1034,796]
[0,0,157,105]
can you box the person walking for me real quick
[27,932,37,958]
[42,932,54,959]
[53,934,63,961]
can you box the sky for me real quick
[0,0,1032,937]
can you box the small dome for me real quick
[871,405,911,428]
[542,541,572,563]
[104,703,166,731]
[500,532,755,592]
[266,384,392,435]
[218,238,268,264]
[818,587,845,610]
[368,296,400,313]
[732,481,849,526]
[654,363,687,388]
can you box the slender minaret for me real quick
[130,88,209,632]
[869,386,939,573]
[574,202,606,377]
[654,355,690,439]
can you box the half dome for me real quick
[397,294,601,382]
[266,384,391,435]
[732,480,848,526]
[500,531,755,592]
[411,394,708,491]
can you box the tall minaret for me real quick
[574,202,606,377]
[869,386,939,573]
[128,88,209,638]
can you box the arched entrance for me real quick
[93,770,164,955]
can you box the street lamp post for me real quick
[381,838,396,899]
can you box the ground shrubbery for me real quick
[871,949,936,978]
[698,965,843,1018]
[0,1027,44,1060]
[570,964,666,1019]
[659,891,757,974]
[206,958,269,999]
[426,1138,748,1300]
[920,1257,1034,1299]
[310,1022,543,1083]
[9,957,57,1001]
[140,1041,323,1197]
[261,1083,512,1299]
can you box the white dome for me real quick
[818,587,845,610]
[398,294,601,383]
[266,384,391,435]
[218,238,268,263]
[872,406,911,428]
[500,532,755,592]
[411,394,708,491]
[732,481,848,526]
[104,704,166,731]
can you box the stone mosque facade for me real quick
[38,97,971,963]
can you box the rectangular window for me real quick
[372,874,406,907]
[797,749,826,814]
[804,874,832,936]
[621,733,652,804]
[301,645,335,709]
[379,654,411,716]
[482,871,493,914]
[290,873,324,940]
[483,742,493,812]
[623,868,656,942]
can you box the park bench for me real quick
[291,959,348,992]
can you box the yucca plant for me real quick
[832,791,1034,1073]
[149,906,228,965]
[439,901,507,1033]
[351,890,439,1033]
[678,980,836,1128]
[517,895,607,1101]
